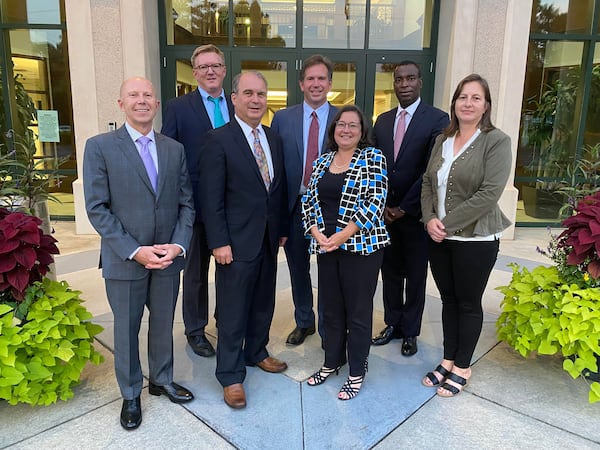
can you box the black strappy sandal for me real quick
[337,375,364,400]
[307,366,340,386]
[437,372,468,397]
[422,364,451,387]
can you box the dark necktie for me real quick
[394,109,407,160]
[252,129,271,190]
[304,111,319,187]
[208,96,225,128]
[136,136,157,191]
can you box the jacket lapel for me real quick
[116,126,155,194]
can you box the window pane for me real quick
[530,0,593,34]
[329,62,357,108]
[166,0,230,46]
[233,1,295,47]
[583,43,600,146]
[303,0,366,49]
[369,0,433,50]
[1,0,63,24]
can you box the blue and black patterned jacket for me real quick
[301,147,390,255]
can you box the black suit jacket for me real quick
[161,89,234,222]
[373,102,449,217]
[198,119,288,261]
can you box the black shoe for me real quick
[401,336,418,356]
[149,382,194,403]
[286,325,316,345]
[371,325,402,346]
[120,397,141,430]
[187,335,215,357]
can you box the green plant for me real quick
[0,278,104,406]
[556,143,600,217]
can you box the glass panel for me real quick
[303,0,366,49]
[530,0,593,34]
[372,63,397,123]
[9,29,75,216]
[1,0,63,24]
[175,59,197,97]
[369,0,434,50]
[240,60,288,124]
[233,1,295,47]
[329,62,356,108]
[166,0,230,46]
[583,43,600,146]
[516,40,583,221]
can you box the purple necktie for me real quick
[394,110,407,161]
[136,136,157,191]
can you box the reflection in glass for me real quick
[369,0,433,50]
[1,0,63,24]
[240,60,288,124]
[530,0,593,34]
[372,63,398,122]
[583,43,600,147]
[166,0,229,46]
[303,0,366,49]
[233,1,293,47]
[329,62,356,108]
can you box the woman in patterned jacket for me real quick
[302,105,389,400]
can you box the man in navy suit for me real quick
[199,71,289,409]
[84,77,195,430]
[371,61,449,356]
[271,55,338,346]
[161,45,233,358]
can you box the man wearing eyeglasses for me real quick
[161,44,233,358]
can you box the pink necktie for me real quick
[393,110,407,160]
[252,129,271,189]
[136,136,157,191]
[303,111,319,187]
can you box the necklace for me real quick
[332,158,350,169]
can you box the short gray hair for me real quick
[232,71,268,93]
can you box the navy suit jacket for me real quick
[198,119,288,261]
[83,125,195,280]
[373,102,449,217]
[161,89,234,222]
[271,102,338,214]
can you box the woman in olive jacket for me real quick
[420,73,511,397]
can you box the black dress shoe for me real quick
[371,325,402,346]
[286,325,316,345]
[401,336,418,356]
[187,335,215,357]
[120,397,141,430]
[149,382,194,403]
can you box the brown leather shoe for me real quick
[223,383,246,409]
[255,356,288,373]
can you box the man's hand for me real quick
[384,206,405,224]
[134,245,175,270]
[213,245,233,264]
[426,218,447,243]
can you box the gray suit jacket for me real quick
[83,125,195,280]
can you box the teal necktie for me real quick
[208,96,225,128]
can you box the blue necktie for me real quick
[208,96,225,128]
[136,136,157,191]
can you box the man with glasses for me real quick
[162,44,233,358]
[271,54,338,347]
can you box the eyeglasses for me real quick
[335,121,361,130]
[194,63,225,73]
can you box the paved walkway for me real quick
[1,225,599,449]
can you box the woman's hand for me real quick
[426,218,447,243]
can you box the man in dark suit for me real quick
[161,44,233,358]
[199,71,288,409]
[271,54,338,346]
[371,61,449,356]
[83,77,195,430]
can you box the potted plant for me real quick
[0,207,103,406]
[497,191,600,403]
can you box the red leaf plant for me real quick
[556,191,600,281]
[0,208,59,301]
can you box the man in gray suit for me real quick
[271,54,338,346]
[83,77,195,430]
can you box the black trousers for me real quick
[317,249,384,377]
[182,222,212,337]
[428,238,499,369]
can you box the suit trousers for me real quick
[215,238,277,387]
[318,249,384,377]
[428,238,499,369]
[105,272,180,400]
[182,221,212,337]
[381,214,428,337]
[284,198,322,334]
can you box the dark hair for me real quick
[395,60,421,78]
[300,55,334,81]
[443,73,495,137]
[326,105,372,151]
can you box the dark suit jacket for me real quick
[373,102,449,217]
[270,102,338,214]
[83,125,195,280]
[161,89,234,222]
[198,119,288,261]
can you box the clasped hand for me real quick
[134,244,181,270]
[312,229,346,253]
[426,218,447,243]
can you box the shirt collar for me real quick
[125,121,156,143]
[235,115,263,137]
[198,86,225,101]
[303,101,330,120]
[397,97,421,118]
